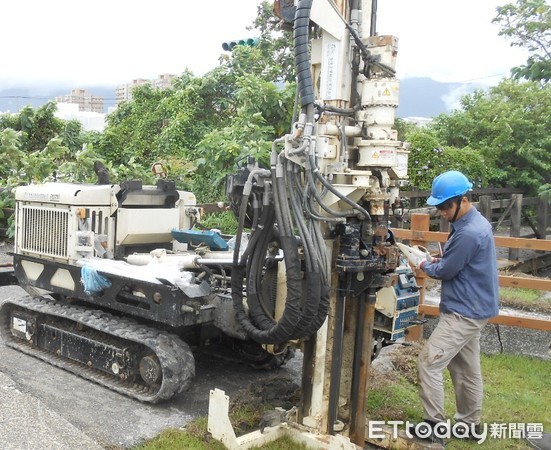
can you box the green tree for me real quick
[102,84,174,164]
[247,0,295,83]
[99,75,219,191]
[0,102,84,155]
[97,5,297,202]
[0,128,25,180]
[23,102,64,153]
[493,0,551,82]
[192,75,294,199]
[430,80,551,195]
[404,127,487,190]
[394,118,418,142]
[60,120,84,153]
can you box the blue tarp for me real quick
[81,266,112,295]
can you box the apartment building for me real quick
[115,74,176,104]
[55,88,104,113]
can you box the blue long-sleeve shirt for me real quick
[422,207,500,319]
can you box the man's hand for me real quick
[417,255,439,270]
[396,243,436,268]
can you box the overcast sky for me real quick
[1,0,528,89]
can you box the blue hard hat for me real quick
[427,170,473,206]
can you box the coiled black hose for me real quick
[294,0,314,107]
[232,167,304,344]
[231,0,332,345]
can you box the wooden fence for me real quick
[393,214,551,336]
[396,188,550,261]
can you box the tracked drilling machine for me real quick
[0,0,419,444]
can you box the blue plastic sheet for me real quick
[81,266,112,295]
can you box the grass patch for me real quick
[499,287,551,313]
[136,350,549,450]
[198,210,238,235]
[500,287,541,303]
[134,426,225,450]
[366,347,550,449]
[135,417,309,450]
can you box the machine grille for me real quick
[20,206,69,259]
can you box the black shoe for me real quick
[454,421,483,441]
[407,420,446,446]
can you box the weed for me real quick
[198,211,238,235]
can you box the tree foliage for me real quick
[0,102,69,153]
[248,0,296,83]
[0,3,297,208]
[404,128,488,191]
[428,80,550,195]
[1,1,549,216]
[493,0,551,82]
[95,6,296,203]
[101,79,208,165]
[404,2,551,196]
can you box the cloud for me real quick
[1,0,530,90]
[376,0,530,85]
[440,84,480,112]
[1,0,263,87]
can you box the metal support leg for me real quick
[349,288,376,446]
[327,277,348,434]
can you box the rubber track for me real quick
[0,295,195,403]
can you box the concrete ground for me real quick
[0,371,104,450]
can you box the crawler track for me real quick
[0,295,195,403]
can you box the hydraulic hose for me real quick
[286,164,321,337]
[232,168,269,266]
[231,155,303,344]
[294,0,315,108]
[294,167,344,223]
[232,212,303,344]
[309,153,372,221]
[306,169,356,218]
[245,207,278,324]
[286,152,331,337]
[231,1,336,345]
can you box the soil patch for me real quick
[228,376,300,435]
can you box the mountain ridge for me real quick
[0,77,486,118]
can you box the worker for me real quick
[411,170,500,444]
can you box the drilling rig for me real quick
[0,0,419,447]
[212,0,417,447]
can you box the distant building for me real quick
[153,73,176,89]
[55,88,104,113]
[115,74,176,105]
[115,78,148,104]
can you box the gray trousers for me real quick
[418,312,488,424]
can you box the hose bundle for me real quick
[231,158,330,345]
